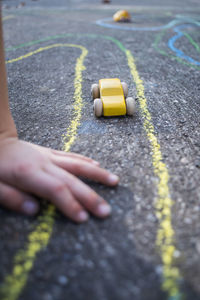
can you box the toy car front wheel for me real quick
[91,84,100,100]
[125,97,135,116]
[121,82,128,98]
[94,98,103,117]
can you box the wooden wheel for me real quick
[121,82,128,98]
[94,98,103,117]
[91,84,100,100]
[125,97,135,116]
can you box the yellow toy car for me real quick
[113,10,131,22]
[91,78,135,117]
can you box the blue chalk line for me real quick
[168,24,200,66]
[96,15,200,31]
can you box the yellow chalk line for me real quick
[125,49,182,299]
[0,43,88,300]
[2,15,15,21]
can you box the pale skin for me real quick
[0,9,119,222]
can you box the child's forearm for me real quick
[0,8,17,138]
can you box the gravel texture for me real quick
[0,0,200,299]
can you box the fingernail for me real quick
[22,200,38,215]
[97,204,112,216]
[108,174,119,185]
[77,211,89,222]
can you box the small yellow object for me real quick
[113,10,131,22]
[99,78,126,116]
[91,78,135,117]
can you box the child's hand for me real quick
[0,137,119,222]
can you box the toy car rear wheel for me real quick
[125,97,135,116]
[91,84,100,100]
[121,82,128,98]
[94,98,103,117]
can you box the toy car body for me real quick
[91,78,135,117]
[113,10,131,22]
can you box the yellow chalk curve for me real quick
[2,15,15,21]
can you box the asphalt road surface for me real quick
[0,0,200,299]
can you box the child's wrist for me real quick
[0,123,18,141]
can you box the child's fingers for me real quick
[0,181,39,215]
[32,144,98,165]
[8,169,89,223]
[45,164,112,218]
[51,150,100,166]
[43,176,89,223]
[51,156,119,186]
